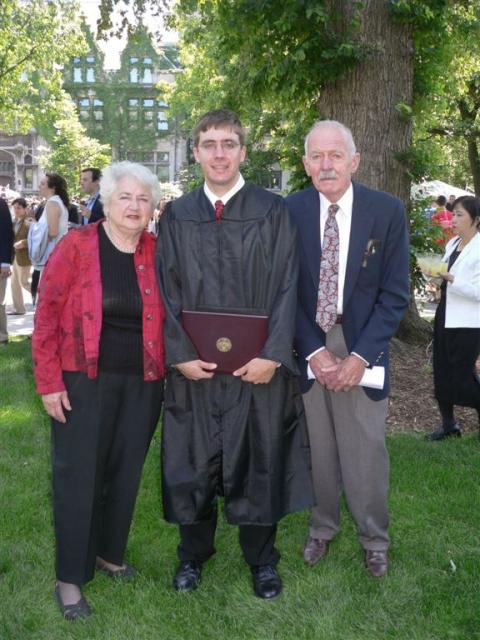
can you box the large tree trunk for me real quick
[317,0,413,201]
[317,1,430,341]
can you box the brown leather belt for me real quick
[335,314,343,324]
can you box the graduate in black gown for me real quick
[157,109,313,599]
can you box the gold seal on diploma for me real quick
[216,337,232,352]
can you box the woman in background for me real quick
[431,195,454,246]
[36,173,69,269]
[32,162,165,619]
[426,195,480,440]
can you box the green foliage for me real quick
[0,0,86,133]
[39,97,111,196]
[408,1,480,191]
[408,198,444,292]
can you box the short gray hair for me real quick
[100,161,161,213]
[304,120,357,157]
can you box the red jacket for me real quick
[32,222,165,395]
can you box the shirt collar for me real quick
[203,174,245,208]
[319,183,354,217]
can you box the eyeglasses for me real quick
[197,140,241,153]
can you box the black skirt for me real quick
[433,291,480,409]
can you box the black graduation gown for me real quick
[156,182,313,525]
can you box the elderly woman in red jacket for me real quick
[32,162,165,620]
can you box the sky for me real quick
[78,0,177,69]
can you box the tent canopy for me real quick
[412,180,473,201]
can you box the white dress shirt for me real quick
[203,174,245,207]
[307,184,368,368]
[319,185,353,315]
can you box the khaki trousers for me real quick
[11,259,31,314]
[303,325,390,551]
[0,275,7,342]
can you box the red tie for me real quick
[214,199,224,224]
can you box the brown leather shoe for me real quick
[303,535,330,566]
[364,550,388,577]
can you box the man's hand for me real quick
[0,265,11,278]
[79,204,91,219]
[42,391,72,423]
[233,358,278,384]
[322,354,366,392]
[310,349,341,386]
[175,359,217,380]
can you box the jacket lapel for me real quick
[451,232,479,269]
[343,182,375,309]
[301,187,321,288]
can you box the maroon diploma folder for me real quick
[181,310,269,374]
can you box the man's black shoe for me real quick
[173,560,201,592]
[251,564,282,600]
[425,424,461,441]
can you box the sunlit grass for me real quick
[0,338,478,639]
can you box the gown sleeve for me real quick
[156,202,199,367]
[258,198,299,374]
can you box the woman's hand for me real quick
[439,272,454,283]
[41,391,72,423]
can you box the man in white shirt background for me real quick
[79,168,104,224]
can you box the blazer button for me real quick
[147,370,154,378]
[144,288,151,295]
[137,264,145,271]
[148,340,154,348]
[146,314,153,321]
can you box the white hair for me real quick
[100,161,162,213]
[304,120,357,157]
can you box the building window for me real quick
[143,99,154,107]
[143,68,153,84]
[263,170,282,190]
[94,111,103,121]
[157,152,169,162]
[157,111,169,131]
[24,167,33,188]
[86,68,95,82]
[93,99,103,107]
[86,56,95,63]
[130,67,139,83]
[129,57,139,64]
[79,110,89,120]
[156,165,169,181]
[78,98,90,107]
[73,67,83,82]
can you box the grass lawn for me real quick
[0,337,479,640]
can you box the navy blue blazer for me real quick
[88,195,104,223]
[285,181,409,400]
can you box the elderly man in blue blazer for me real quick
[285,120,409,577]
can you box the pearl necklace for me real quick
[104,221,138,254]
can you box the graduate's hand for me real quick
[322,354,365,392]
[233,358,278,384]
[42,391,71,423]
[175,359,217,380]
[310,349,341,386]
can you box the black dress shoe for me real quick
[251,565,282,600]
[173,560,201,592]
[426,424,461,441]
[54,585,92,621]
